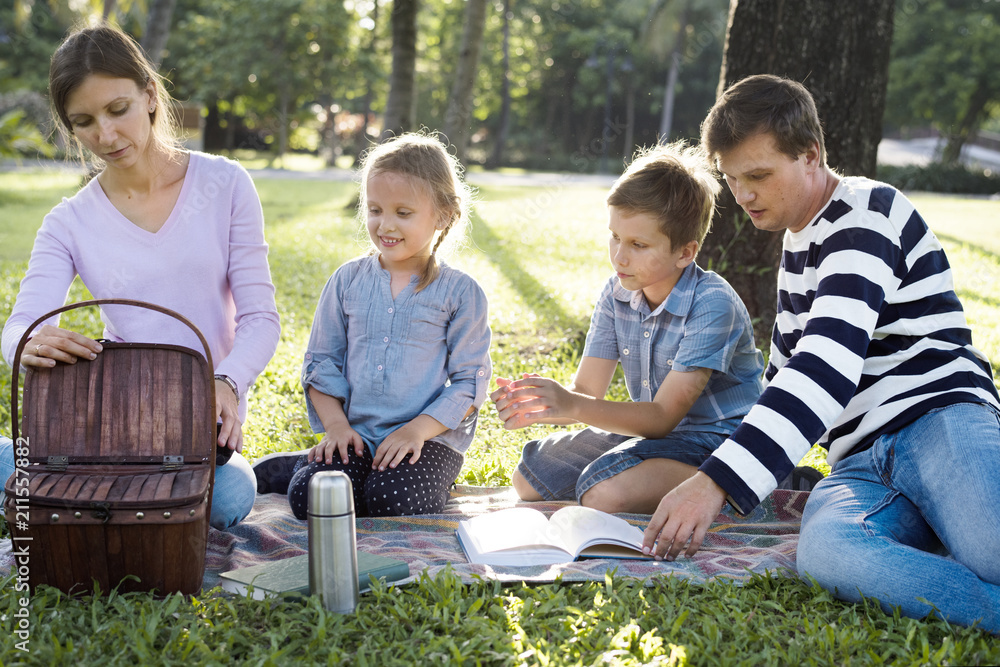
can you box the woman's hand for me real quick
[309,428,366,465]
[24,324,103,368]
[215,378,244,453]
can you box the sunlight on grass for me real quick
[3,174,1000,662]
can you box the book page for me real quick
[547,506,646,557]
[458,507,572,555]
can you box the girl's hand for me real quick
[23,324,103,368]
[310,428,366,465]
[371,424,425,471]
[215,379,244,453]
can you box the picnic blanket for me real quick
[0,486,808,591]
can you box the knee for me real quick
[512,470,543,501]
[211,453,256,527]
[365,487,448,517]
[580,479,629,514]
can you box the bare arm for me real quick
[307,387,366,464]
[495,362,712,439]
[491,356,618,429]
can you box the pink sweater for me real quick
[2,152,281,415]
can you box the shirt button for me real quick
[667,359,673,366]
[477,370,485,376]
[642,380,648,387]
[377,365,383,371]
[383,337,389,343]
[643,331,650,338]
[622,348,629,355]
[388,307,393,314]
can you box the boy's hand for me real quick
[493,375,573,429]
[310,428,366,465]
[371,423,425,471]
[642,472,726,561]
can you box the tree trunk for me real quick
[140,0,177,68]
[356,1,380,157]
[701,0,895,343]
[442,0,488,161]
[381,0,419,141]
[941,79,992,165]
[486,0,512,168]
[658,1,690,142]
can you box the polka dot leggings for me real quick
[286,440,464,520]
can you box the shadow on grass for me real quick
[469,212,583,333]
[936,232,1000,263]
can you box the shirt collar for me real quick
[611,262,700,319]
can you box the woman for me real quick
[0,24,280,529]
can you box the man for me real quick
[642,74,1000,632]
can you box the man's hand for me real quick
[642,472,727,561]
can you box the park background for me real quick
[2,0,1000,664]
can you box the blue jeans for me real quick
[797,402,1000,633]
[0,436,255,531]
[517,426,726,502]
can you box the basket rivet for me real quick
[189,509,196,516]
[163,511,172,519]
[51,514,60,522]
[74,512,82,519]
[136,512,145,520]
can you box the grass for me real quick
[1,169,999,664]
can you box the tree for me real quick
[381,0,419,140]
[699,0,895,341]
[485,0,512,168]
[171,0,350,157]
[140,0,178,67]
[442,0,489,161]
[886,0,1000,165]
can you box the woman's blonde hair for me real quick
[48,23,183,166]
[358,132,473,291]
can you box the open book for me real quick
[456,505,651,566]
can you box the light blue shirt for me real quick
[302,255,492,455]
[582,262,764,435]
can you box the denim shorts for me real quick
[516,426,727,502]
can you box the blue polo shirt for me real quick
[582,262,764,435]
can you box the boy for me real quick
[642,74,1000,632]
[492,143,767,514]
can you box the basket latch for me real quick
[90,501,111,524]
[46,456,68,472]
[161,455,184,471]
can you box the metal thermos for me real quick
[307,471,359,613]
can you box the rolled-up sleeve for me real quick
[420,278,492,429]
[301,273,352,432]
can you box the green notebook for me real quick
[219,551,409,600]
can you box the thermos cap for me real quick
[308,470,355,517]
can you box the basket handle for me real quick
[10,298,215,445]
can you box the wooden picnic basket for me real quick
[4,299,216,595]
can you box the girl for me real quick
[254,133,491,518]
[0,24,281,529]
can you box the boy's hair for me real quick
[49,23,183,164]
[606,142,721,249]
[357,131,473,292]
[701,74,826,164]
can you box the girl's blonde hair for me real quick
[358,132,473,292]
[48,23,184,167]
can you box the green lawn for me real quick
[1,170,998,665]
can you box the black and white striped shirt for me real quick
[701,177,999,513]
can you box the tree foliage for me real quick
[886,0,1000,164]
